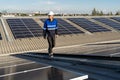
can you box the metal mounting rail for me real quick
[11,53,120,71]
[11,53,120,80]
[20,52,120,61]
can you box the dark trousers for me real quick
[47,35,55,54]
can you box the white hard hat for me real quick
[48,11,55,16]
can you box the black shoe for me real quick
[49,53,53,58]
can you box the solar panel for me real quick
[111,17,120,22]
[68,18,111,33]
[57,18,84,34]
[7,18,43,39]
[93,18,120,30]
[40,18,84,35]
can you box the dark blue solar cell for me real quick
[111,17,120,22]
[68,18,111,33]
[6,18,43,39]
[93,18,120,30]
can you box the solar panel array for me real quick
[111,17,120,22]
[7,18,43,39]
[40,18,84,35]
[0,33,2,40]
[68,18,111,33]
[93,18,120,30]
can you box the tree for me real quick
[115,11,120,15]
[92,8,104,16]
[34,13,41,16]
[99,11,104,16]
[0,12,2,16]
[20,13,28,16]
[107,12,113,16]
[92,8,97,16]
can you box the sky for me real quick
[0,0,120,14]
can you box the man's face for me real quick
[48,15,54,20]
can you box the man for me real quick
[43,11,58,57]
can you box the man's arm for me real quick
[43,21,47,39]
[55,20,58,35]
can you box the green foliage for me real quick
[0,12,2,16]
[115,11,120,15]
[20,13,28,16]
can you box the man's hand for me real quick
[43,36,46,39]
[56,35,58,38]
